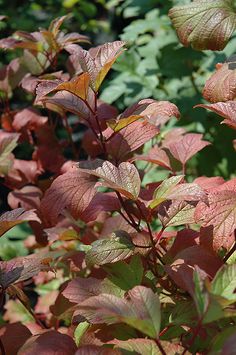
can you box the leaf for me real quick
[121,99,180,125]
[167,133,210,165]
[78,41,126,91]
[13,108,47,131]
[132,146,171,171]
[0,253,53,289]
[40,169,97,225]
[0,323,32,355]
[75,346,120,355]
[85,230,135,266]
[158,200,196,227]
[103,255,144,291]
[108,120,159,161]
[195,101,236,130]
[0,208,40,238]
[169,0,236,50]
[76,286,161,338]
[78,159,141,200]
[17,331,77,355]
[0,132,19,176]
[202,62,236,103]
[40,90,92,119]
[112,338,160,355]
[62,277,103,304]
[211,264,236,300]
[195,190,236,237]
[36,73,90,103]
[149,175,184,208]
[107,115,143,132]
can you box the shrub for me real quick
[0,3,236,353]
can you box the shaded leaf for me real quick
[167,133,210,165]
[108,120,159,161]
[78,160,141,200]
[169,0,236,50]
[0,208,40,238]
[40,169,97,225]
[0,322,31,355]
[18,330,77,355]
[76,286,161,338]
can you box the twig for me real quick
[223,231,236,262]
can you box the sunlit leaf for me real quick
[78,159,141,200]
[169,0,236,50]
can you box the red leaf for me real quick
[202,63,236,103]
[13,108,47,131]
[0,323,32,355]
[195,190,236,238]
[40,169,97,225]
[121,99,180,126]
[131,146,171,170]
[78,41,126,91]
[167,133,210,165]
[0,253,52,289]
[62,277,102,304]
[107,120,159,161]
[8,186,42,210]
[17,331,77,355]
[195,101,236,130]
[0,208,40,238]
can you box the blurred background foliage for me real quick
[0,0,236,178]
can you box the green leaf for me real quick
[210,326,236,352]
[104,255,144,290]
[149,175,184,209]
[85,230,135,266]
[169,0,236,50]
[74,322,89,346]
[211,264,236,301]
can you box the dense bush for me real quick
[0,1,236,354]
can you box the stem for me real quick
[155,339,167,355]
[63,114,78,159]
[182,317,203,355]
[0,338,5,355]
[93,92,107,156]
[116,192,140,231]
[223,231,236,262]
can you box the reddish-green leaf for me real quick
[78,160,141,200]
[169,0,236,50]
[85,230,135,266]
[76,286,161,338]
